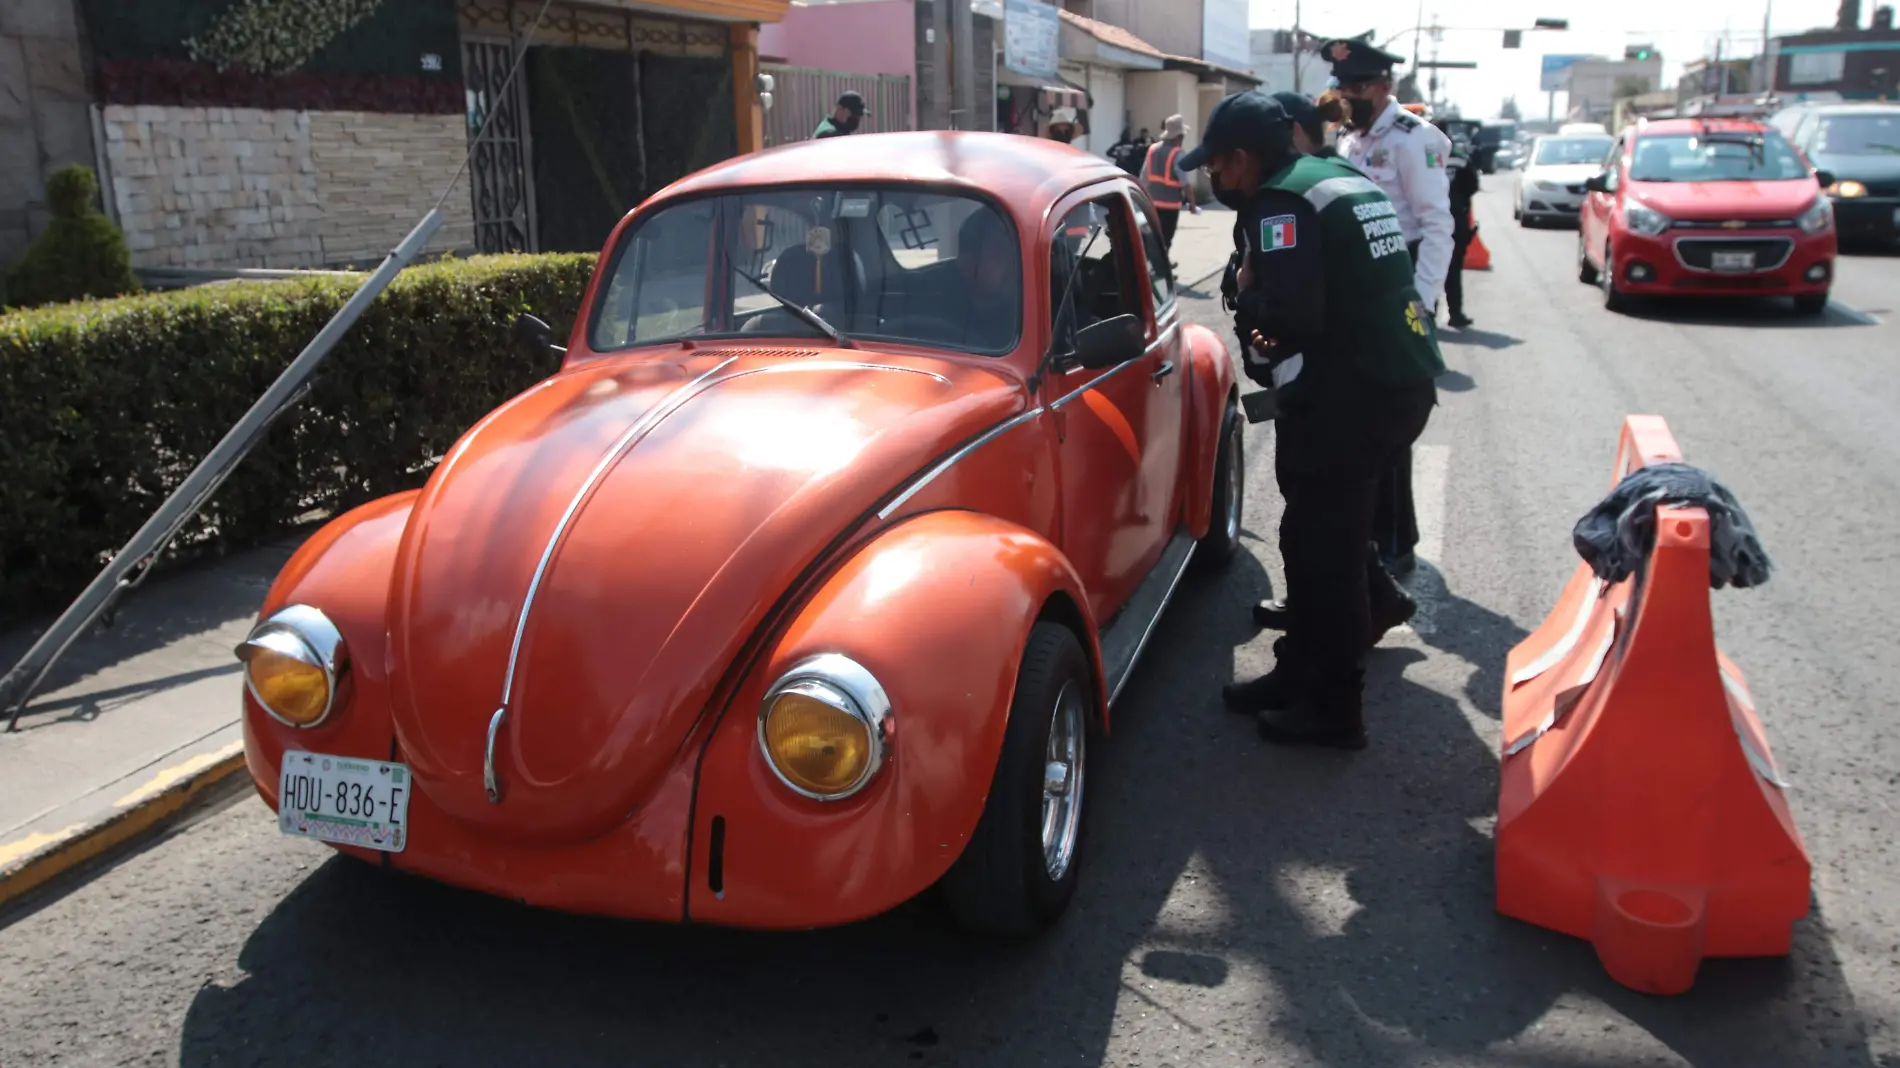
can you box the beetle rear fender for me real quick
[240,491,418,812]
[1181,322,1239,540]
[683,510,1104,929]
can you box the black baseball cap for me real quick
[837,91,870,115]
[1176,91,1292,171]
[1270,91,1320,135]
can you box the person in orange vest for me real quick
[1143,114,1200,250]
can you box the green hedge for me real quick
[0,252,597,624]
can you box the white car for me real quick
[1514,133,1616,226]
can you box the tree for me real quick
[3,164,140,309]
[1500,95,1522,121]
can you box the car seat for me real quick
[741,243,865,335]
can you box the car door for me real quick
[1124,190,1187,539]
[1042,186,1175,622]
[1582,135,1624,266]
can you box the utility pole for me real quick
[1293,0,1303,93]
[951,0,975,130]
[1762,0,1776,93]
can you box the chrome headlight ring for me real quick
[757,653,893,802]
[235,604,350,729]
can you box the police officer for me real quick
[1436,117,1481,329]
[1142,114,1200,250]
[813,92,870,138]
[1324,37,1454,577]
[1181,91,1443,749]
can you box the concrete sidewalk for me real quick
[0,542,293,907]
[1164,203,1234,292]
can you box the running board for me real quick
[1099,530,1197,709]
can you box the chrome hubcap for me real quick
[1040,681,1086,882]
[1223,424,1243,545]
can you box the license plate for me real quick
[1711,251,1756,271]
[278,750,410,852]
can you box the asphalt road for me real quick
[5,179,1900,1067]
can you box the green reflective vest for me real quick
[1260,155,1444,393]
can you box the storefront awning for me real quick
[996,66,1090,108]
[1057,10,1166,71]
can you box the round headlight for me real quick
[758,655,890,801]
[236,605,348,728]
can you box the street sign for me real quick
[1003,0,1059,80]
[1540,53,1592,92]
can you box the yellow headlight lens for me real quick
[246,645,331,726]
[1830,180,1867,198]
[762,687,872,796]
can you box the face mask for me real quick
[1212,183,1250,209]
[839,114,862,133]
[1348,98,1377,128]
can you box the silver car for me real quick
[1514,133,1616,226]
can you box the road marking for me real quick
[1404,444,1450,636]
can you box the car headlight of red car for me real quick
[1625,202,1671,237]
[1797,194,1834,235]
[758,654,891,801]
[235,605,349,728]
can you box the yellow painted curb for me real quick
[0,740,249,910]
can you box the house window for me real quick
[1788,51,1845,86]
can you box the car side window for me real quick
[1049,195,1142,354]
[1127,195,1175,314]
[1603,138,1623,192]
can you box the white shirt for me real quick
[1336,100,1456,312]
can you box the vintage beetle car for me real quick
[237,131,1242,936]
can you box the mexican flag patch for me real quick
[1261,214,1297,251]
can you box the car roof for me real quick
[657,132,1131,220]
[1807,103,1900,116]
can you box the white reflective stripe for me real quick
[1503,615,1618,757]
[1509,578,1605,688]
[1271,352,1304,388]
[1720,666,1790,789]
[1302,174,1383,214]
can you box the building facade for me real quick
[1,0,790,278]
[1563,55,1664,124]
[1768,19,1900,98]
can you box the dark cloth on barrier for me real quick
[1572,462,1773,589]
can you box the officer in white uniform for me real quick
[1324,38,1456,324]
[1321,36,1454,576]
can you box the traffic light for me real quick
[1626,44,1654,60]
[1533,17,1569,29]
[1504,29,1523,48]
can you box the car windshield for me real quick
[588,186,1023,355]
[1816,113,1900,156]
[1627,130,1810,182]
[1535,137,1613,165]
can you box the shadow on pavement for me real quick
[1439,328,1524,352]
[1435,369,1478,393]
[174,549,1884,1067]
[1619,296,1878,330]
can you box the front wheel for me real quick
[1793,292,1829,316]
[1195,402,1244,569]
[1577,231,1600,285]
[940,623,1095,936]
[1601,242,1632,313]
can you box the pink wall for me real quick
[760,1,918,125]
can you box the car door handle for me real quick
[1150,360,1175,383]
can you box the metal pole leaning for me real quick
[1,209,446,732]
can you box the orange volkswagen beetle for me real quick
[237,132,1243,936]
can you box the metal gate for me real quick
[463,37,539,252]
[762,65,912,147]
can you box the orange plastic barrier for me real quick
[1496,415,1810,995]
[1465,211,1492,270]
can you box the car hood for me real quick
[387,347,1021,841]
[1524,163,1600,185]
[1806,151,1900,186]
[1629,178,1821,221]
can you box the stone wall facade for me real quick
[101,105,476,270]
[0,0,97,272]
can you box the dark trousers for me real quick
[1369,240,1435,562]
[1158,207,1181,249]
[1446,231,1471,317]
[1276,381,1436,682]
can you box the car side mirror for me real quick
[1073,313,1144,370]
[514,313,565,360]
[1583,174,1609,193]
[1814,169,1836,189]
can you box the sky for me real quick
[1246,0,1851,119]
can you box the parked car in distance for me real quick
[1777,102,1900,246]
[1473,119,1520,172]
[1559,122,1610,136]
[1515,132,1616,226]
[235,131,1244,939]
[1578,118,1838,315]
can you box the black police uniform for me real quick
[1182,91,1441,749]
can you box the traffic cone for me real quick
[1496,415,1810,995]
[1465,209,1492,270]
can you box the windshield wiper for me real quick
[728,261,854,348]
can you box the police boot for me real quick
[1256,670,1368,750]
[1221,637,1311,714]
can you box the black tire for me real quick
[1601,242,1631,313]
[1196,402,1244,569]
[1793,292,1829,316]
[941,622,1094,937]
[1577,232,1600,285]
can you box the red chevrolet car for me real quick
[1578,118,1839,315]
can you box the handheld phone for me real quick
[1240,388,1277,424]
